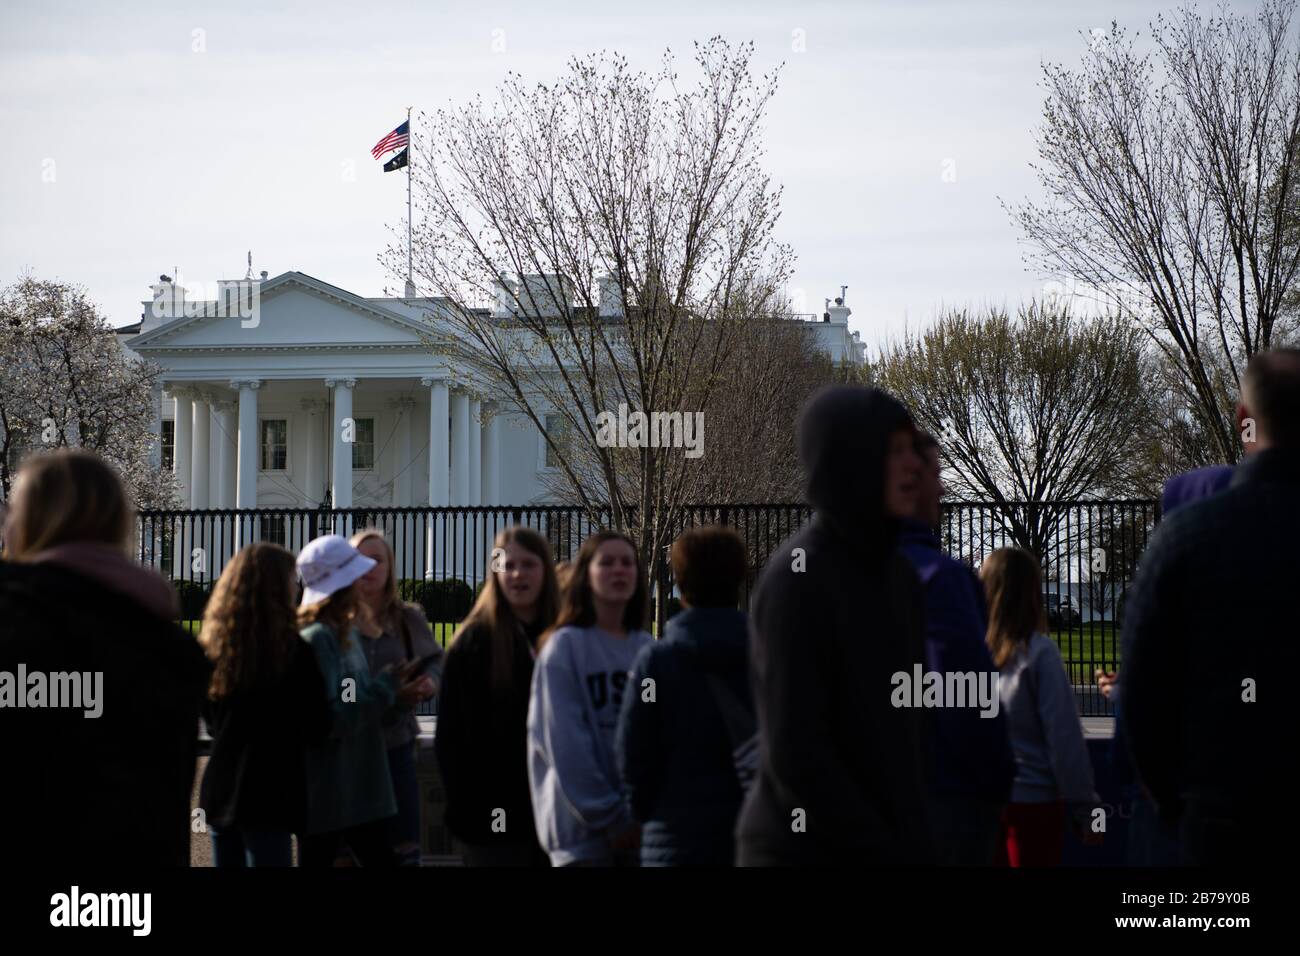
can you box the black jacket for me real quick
[1122,448,1300,865]
[736,386,935,865]
[199,639,331,833]
[616,606,751,866]
[0,560,211,866]
[435,617,547,849]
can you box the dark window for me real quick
[260,419,287,471]
[161,419,175,471]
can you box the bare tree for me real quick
[872,301,1149,559]
[1011,0,1300,463]
[0,276,177,508]
[385,39,793,581]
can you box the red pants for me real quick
[995,801,1065,867]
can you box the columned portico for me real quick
[326,377,357,509]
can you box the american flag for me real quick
[371,120,410,159]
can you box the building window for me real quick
[261,515,287,547]
[260,419,288,471]
[161,420,175,471]
[544,413,570,469]
[351,417,375,470]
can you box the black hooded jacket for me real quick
[0,559,211,866]
[736,386,935,865]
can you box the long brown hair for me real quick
[2,450,133,559]
[541,530,648,650]
[452,526,559,690]
[298,584,362,650]
[199,543,301,700]
[981,547,1047,668]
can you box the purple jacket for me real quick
[1160,465,1234,514]
[899,518,1015,801]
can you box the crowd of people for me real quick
[1,346,1296,867]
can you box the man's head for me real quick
[1238,347,1300,454]
[910,431,945,527]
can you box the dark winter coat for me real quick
[0,559,210,866]
[736,386,935,866]
[616,606,751,866]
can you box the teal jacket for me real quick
[300,621,399,834]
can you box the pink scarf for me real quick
[26,542,180,621]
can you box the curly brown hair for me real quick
[199,543,301,700]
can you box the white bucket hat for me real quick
[297,534,376,606]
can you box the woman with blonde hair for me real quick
[198,542,331,866]
[0,449,209,866]
[295,534,432,867]
[981,547,1098,866]
[435,526,559,866]
[349,528,440,865]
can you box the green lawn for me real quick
[1050,623,1123,683]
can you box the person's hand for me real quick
[396,674,435,707]
[1094,668,1119,700]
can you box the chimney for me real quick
[492,274,519,318]
[826,286,851,325]
[141,274,185,334]
[519,274,573,317]
[596,275,624,317]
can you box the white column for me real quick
[484,406,501,505]
[422,376,450,581]
[327,377,356,510]
[215,400,237,509]
[233,379,260,509]
[423,377,450,507]
[301,398,328,508]
[468,397,482,507]
[450,389,470,506]
[150,383,164,470]
[172,389,194,507]
[191,395,211,509]
[389,396,415,506]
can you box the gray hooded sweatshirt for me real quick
[527,624,653,865]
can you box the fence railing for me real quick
[133,499,1159,717]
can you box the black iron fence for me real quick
[132,499,1159,716]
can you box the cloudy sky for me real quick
[1,0,1216,350]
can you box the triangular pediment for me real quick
[127,272,437,351]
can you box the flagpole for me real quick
[406,105,413,296]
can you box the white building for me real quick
[119,269,866,515]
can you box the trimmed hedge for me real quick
[398,578,475,623]
[174,580,212,621]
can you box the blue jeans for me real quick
[387,743,422,866]
[211,826,293,867]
